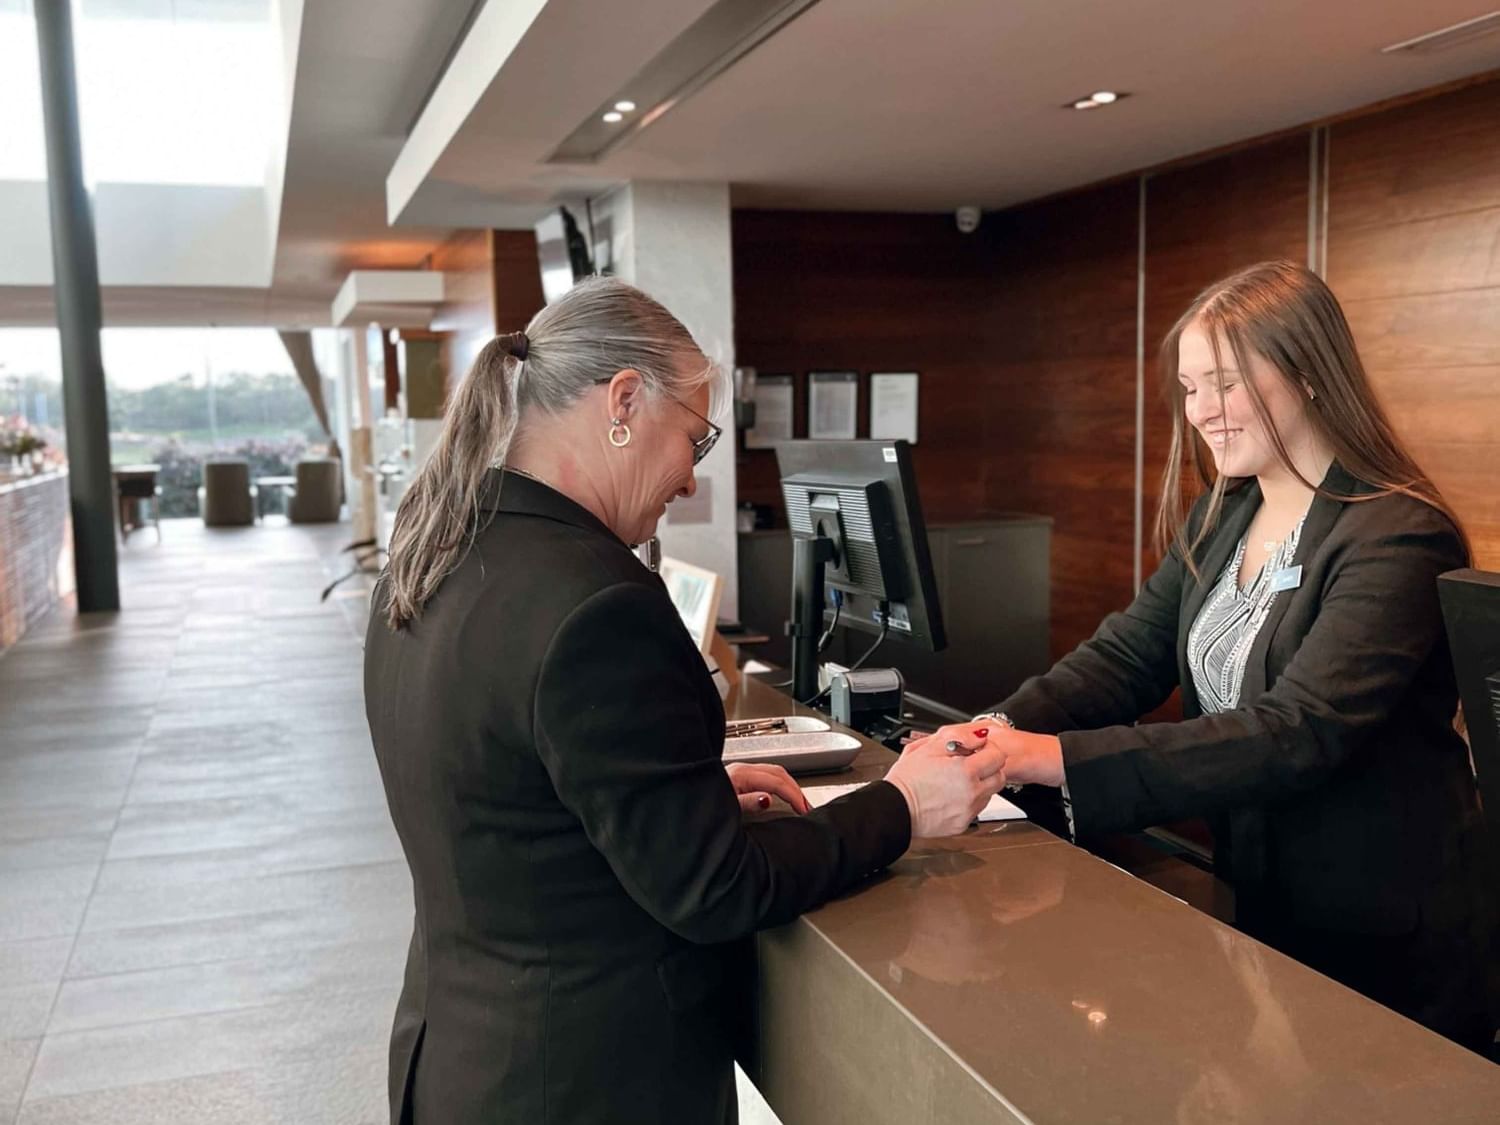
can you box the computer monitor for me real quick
[1437,568,1500,870]
[776,439,945,702]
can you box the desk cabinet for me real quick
[737,517,1051,713]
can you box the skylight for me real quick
[0,0,279,187]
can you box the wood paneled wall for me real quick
[1327,79,1500,568]
[1141,136,1312,571]
[733,72,1500,662]
[733,193,1138,660]
[734,210,990,518]
[973,185,1139,658]
[430,230,545,381]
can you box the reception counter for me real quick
[0,469,72,658]
[727,676,1500,1123]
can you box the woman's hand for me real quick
[884,736,1007,838]
[907,722,1066,788]
[726,761,811,814]
[996,728,1065,787]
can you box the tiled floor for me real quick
[0,518,780,1124]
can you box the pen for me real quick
[945,727,989,756]
[724,717,789,738]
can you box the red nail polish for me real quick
[757,794,771,809]
[974,728,989,739]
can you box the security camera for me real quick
[955,206,982,234]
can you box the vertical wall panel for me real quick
[1327,78,1500,568]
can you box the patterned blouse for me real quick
[1186,517,1306,714]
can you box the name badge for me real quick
[1268,565,1303,593]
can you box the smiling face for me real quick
[613,372,716,545]
[1175,319,1318,483]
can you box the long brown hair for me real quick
[381,277,708,629]
[1154,260,1468,575]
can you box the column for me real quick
[604,182,740,617]
[34,0,119,611]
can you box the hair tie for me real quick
[501,331,529,362]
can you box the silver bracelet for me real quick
[973,711,1015,730]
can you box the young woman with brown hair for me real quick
[916,260,1495,1052]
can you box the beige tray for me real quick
[722,728,861,774]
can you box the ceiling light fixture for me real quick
[602,111,624,123]
[1382,10,1500,54]
[549,0,826,164]
[1068,90,1128,110]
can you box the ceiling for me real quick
[266,0,481,319]
[395,0,1500,217]
[4,0,1498,327]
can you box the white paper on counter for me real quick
[805,781,1027,822]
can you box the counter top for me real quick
[737,513,1055,536]
[0,467,67,496]
[727,675,1500,1123]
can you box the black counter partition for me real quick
[1438,567,1500,879]
[775,438,944,709]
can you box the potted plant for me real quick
[0,417,47,474]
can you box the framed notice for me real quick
[869,372,919,444]
[658,556,724,655]
[745,373,794,449]
[807,371,858,440]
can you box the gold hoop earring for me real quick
[609,418,632,448]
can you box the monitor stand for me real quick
[788,535,835,703]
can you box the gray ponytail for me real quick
[381,276,710,629]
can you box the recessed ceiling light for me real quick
[614,100,637,112]
[1067,90,1129,110]
[602,111,624,123]
[549,0,824,164]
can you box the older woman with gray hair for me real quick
[365,277,1006,1125]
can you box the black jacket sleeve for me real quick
[532,581,910,945]
[1058,514,1466,835]
[994,543,1185,735]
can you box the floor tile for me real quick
[0,834,112,873]
[27,986,398,1099]
[0,1038,40,1123]
[50,936,406,1033]
[106,791,390,862]
[68,900,411,979]
[81,860,409,934]
[0,984,56,1039]
[93,818,401,892]
[16,1046,387,1125]
[0,865,99,942]
[0,938,73,991]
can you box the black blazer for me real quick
[365,470,910,1125]
[996,463,1488,941]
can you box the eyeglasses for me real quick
[669,397,722,465]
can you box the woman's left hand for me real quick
[726,762,811,814]
[907,722,1066,788]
